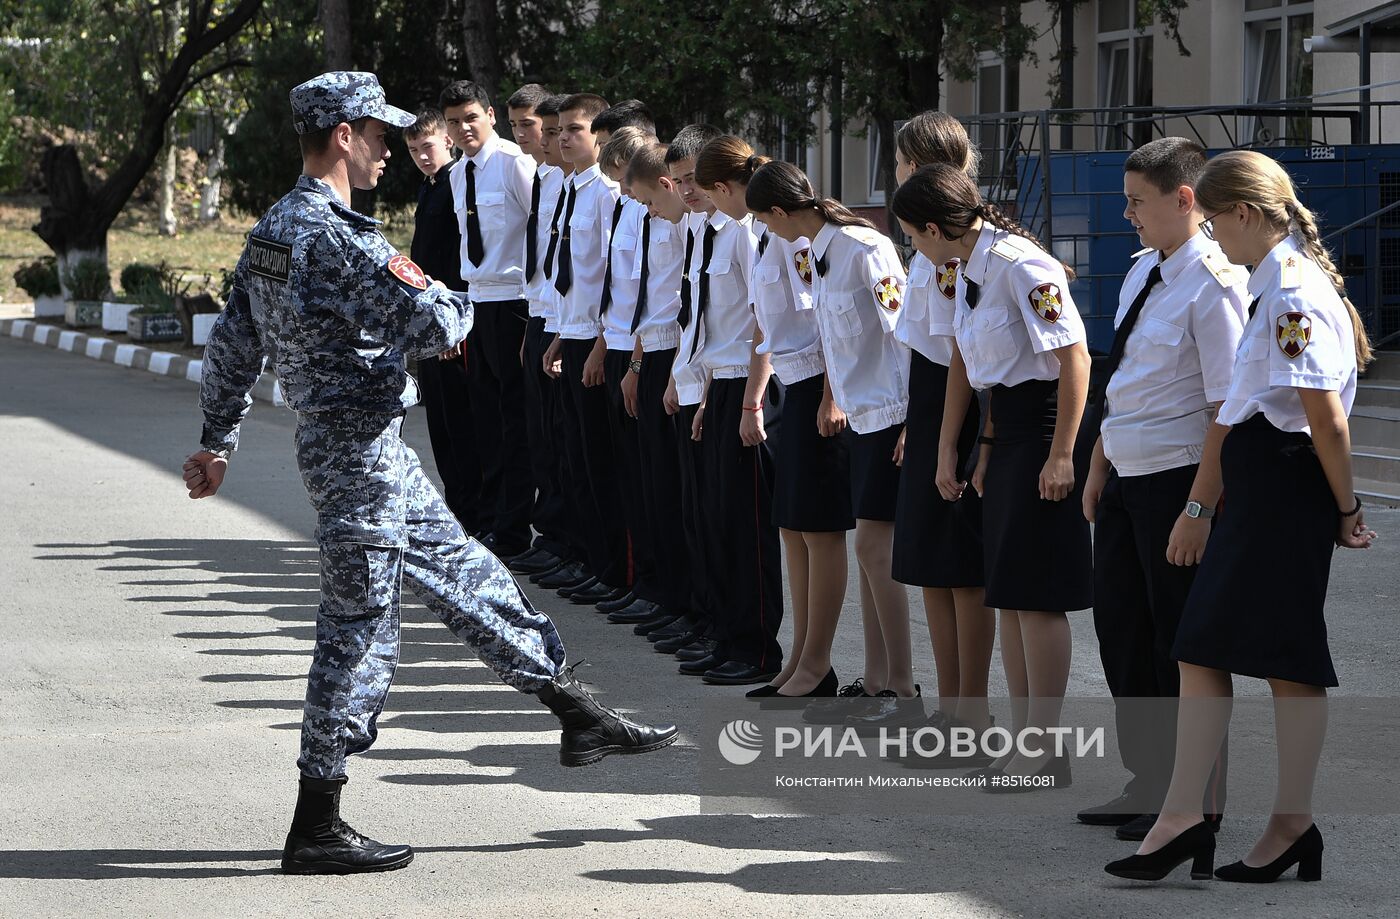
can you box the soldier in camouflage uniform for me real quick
[183,72,677,876]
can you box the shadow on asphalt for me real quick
[0,846,521,880]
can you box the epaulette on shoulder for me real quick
[1202,250,1242,288]
[1278,254,1303,289]
[989,237,1023,262]
[1132,246,1153,258]
[844,225,885,249]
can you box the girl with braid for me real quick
[1106,150,1374,883]
[891,163,1092,788]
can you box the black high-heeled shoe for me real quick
[746,683,781,698]
[1215,824,1323,883]
[757,670,838,708]
[1104,822,1215,882]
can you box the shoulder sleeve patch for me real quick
[874,276,903,312]
[1277,311,1312,357]
[388,254,428,290]
[793,247,814,285]
[938,260,959,299]
[245,235,292,283]
[1028,282,1064,323]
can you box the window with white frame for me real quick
[1244,0,1314,145]
[1097,0,1154,150]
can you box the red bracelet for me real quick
[742,405,763,413]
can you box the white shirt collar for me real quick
[811,221,839,260]
[1156,228,1210,286]
[572,162,602,189]
[467,133,499,169]
[962,222,1001,286]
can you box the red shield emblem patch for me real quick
[937,260,958,300]
[388,255,428,290]
[874,276,902,312]
[1029,283,1063,323]
[1277,311,1312,358]
[793,248,813,285]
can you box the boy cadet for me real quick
[591,98,656,146]
[503,84,574,577]
[186,71,676,876]
[541,93,631,606]
[440,80,535,560]
[403,110,487,536]
[1079,137,1246,839]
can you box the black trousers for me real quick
[603,349,661,601]
[521,317,571,559]
[675,402,711,624]
[416,353,487,533]
[638,349,690,612]
[701,377,783,671]
[560,338,628,587]
[466,298,533,555]
[1094,463,1226,812]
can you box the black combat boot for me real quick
[281,776,414,875]
[537,662,680,767]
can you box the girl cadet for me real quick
[1106,151,1375,884]
[747,161,917,723]
[682,135,784,686]
[888,112,996,747]
[891,163,1092,786]
[742,149,853,701]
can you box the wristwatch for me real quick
[1184,500,1215,519]
[628,359,643,374]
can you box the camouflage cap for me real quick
[289,71,416,135]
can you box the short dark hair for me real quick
[664,123,723,164]
[536,93,568,118]
[1125,137,1207,194]
[403,109,447,141]
[558,93,610,125]
[298,117,371,157]
[626,142,670,185]
[507,83,551,113]
[592,99,655,136]
[439,80,493,113]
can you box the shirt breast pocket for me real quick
[1133,317,1186,380]
[905,265,932,321]
[476,191,507,230]
[705,256,738,304]
[569,213,598,258]
[754,264,785,314]
[824,291,864,338]
[969,305,1019,363]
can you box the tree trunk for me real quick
[461,0,503,100]
[159,122,179,236]
[200,117,228,222]
[320,0,353,69]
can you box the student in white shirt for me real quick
[892,163,1092,788]
[1077,138,1248,839]
[748,161,917,725]
[1108,150,1375,885]
[681,136,783,687]
[439,80,537,560]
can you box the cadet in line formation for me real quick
[185,69,1376,885]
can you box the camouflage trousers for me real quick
[293,412,566,780]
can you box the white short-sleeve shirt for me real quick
[753,227,822,385]
[525,163,565,319]
[1217,234,1358,433]
[687,210,758,378]
[556,163,621,341]
[895,252,958,366]
[953,224,1086,391]
[672,211,709,405]
[449,133,536,302]
[1101,232,1251,476]
[631,213,684,352]
[601,197,647,351]
[810,222,910,433]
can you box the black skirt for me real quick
[893,352,985,588]
[981,379,1093,611]
[771,373,855,532]
[1172,415,1339,687]
[849,422,903,522]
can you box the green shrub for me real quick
[13,256,60,298]
[61,257,110,301]
[119,263,163,298]
[125,260,195,313]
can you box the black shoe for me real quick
[674,641,716,662]
[1079,794,1145,827]
[557,575,599,599]
[633,612,679,635]
[646,616,694,642]
[595,590,637,614]
[1104,822,1216,882]
[702,660,780,686]
[536,661,679,766]
[1116,813,1159,841]
[983,754,1072,793]
[510,550,563,575]
[569,580,617,604]
[481,532,530,560]
[655,629,705,654]
[845,686,923,733]
[1215,825,1323,883]
[606,600,662,624]
[757,669,840,707]
[529,559,567,583]
[679,653,724,676]
[281,776,414,875]
[537,561,588,589]
[746,683,781,698]
[801,679,874,725]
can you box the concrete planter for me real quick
[101,301,139,333]
[33,293,64,318]
[65,299,102,328]
[127,311,183,342]
[190,312,218,346]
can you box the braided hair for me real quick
[745,160,876,230]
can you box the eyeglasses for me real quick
[1200,209,1230,241]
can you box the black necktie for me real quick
[525,171,541,281]
[815,250,828,278]
[554,182,578,296]
[1094,263,1163,422]
[964,277,980,308]
[677,226,696,329]
[463,159,484,267]
[630,215,651,335]
[542,180,568,280]
[688,223,717,361]
[1247,296,1260,320]
[598,198,626,315]
[757,230,770,259]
